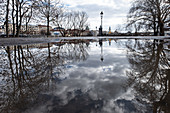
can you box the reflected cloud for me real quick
[1,39,167,113]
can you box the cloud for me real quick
[62,0,133,31]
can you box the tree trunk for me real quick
[153,18,158,36]
[6,0,10,38]
[47,16,50,37]
[26,18,28,34]
[47,0,50,37]
[159,22,164,36]
[12,0,15,37]
[18,2,22,36]
[16,0,19,37]
[25,7,32,34]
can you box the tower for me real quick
[108,26,111,34]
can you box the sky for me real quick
[62,0,133,31]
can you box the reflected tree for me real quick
[126,39,170,113]
[0,40,89,112]
[0,45,50,112]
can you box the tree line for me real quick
[127,0,170,36]
[0,0,89,37]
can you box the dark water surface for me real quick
[0,38,169,113]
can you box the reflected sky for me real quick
[0,39,169,113]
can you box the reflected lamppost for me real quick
[99,11,103,36]
[99,39,103,62]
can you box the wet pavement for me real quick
[0,38,169,113]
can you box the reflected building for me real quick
[109,38,111,46]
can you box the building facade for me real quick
[3,23,53,35]
[38,25,52,35]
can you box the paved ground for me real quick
[0,36,169,46]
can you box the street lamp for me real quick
[99,11,103,36]
[100,11,103,27]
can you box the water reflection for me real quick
[0,38,169,113]
[0,40,90,113]
[99,39,104,62]
[126,39,170,113]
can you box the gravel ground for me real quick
[0,38,53,46]
[0,36,169,46]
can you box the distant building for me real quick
[108,27,111,34]
[26,25,39,35]
[112,30,120,35]
[81,30,91,36]
[20,24,37,34]
[91,30,98,36]
[4,23,39,35]
[85,26,90,31]
[0,25,4,34]
[102,31,108,36]
[81,26,91,36]
[50,27,64,37]
[4,23,15,34]
[38,25,52,35]
[66,29,78,36]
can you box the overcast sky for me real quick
[63,0,133,31]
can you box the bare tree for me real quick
[53,12,74,37]
[17,0,33,37]
[23,6,33,34]
[3,0,36,37]
[37,0,60,37]
[127,0,170,36]
[52,11,89,37]
[74,11,89,36]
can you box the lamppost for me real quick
[100,11,103,27]
[99,11,103,36]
